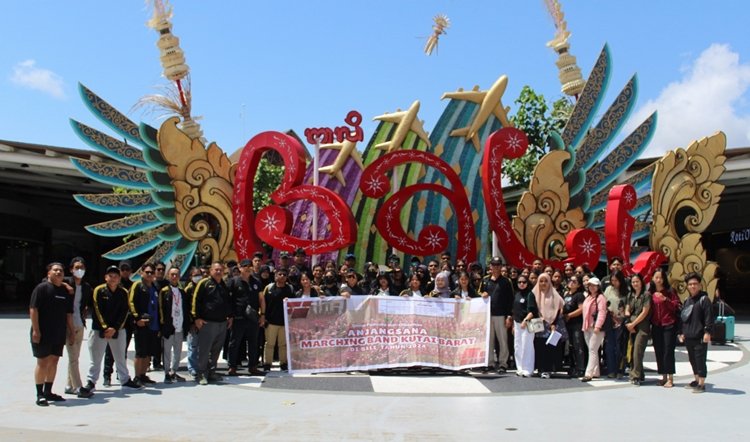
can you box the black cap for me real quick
[118,260,132,270]
[295,247,306,256]
[345,253,356,260]
[253,251,264,259]
[388,254,400,263]
[239,259,252,267]
[490,256,503,266]
[106,265,121,275]
[280,251,290,258]
[410,256,421,263]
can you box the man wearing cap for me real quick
[480,257,514,373]
[278,251,291,271]
[78,266,142,397]
[262,268,294,371]
[192,261,233,384]
[343,269,367,296]
[226,259,265,376]
[29,262,75,406]
[102,260,134,387]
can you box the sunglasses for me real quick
[517,280,528,284]
[143,271,154,275]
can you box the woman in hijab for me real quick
[512,275,537,377]
[427,271,452,298]
[532,273,565,378]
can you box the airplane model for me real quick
[441,74,512,151]
[318,138,364,186]
[372,100,432,153]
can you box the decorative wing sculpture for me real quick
[69,84,236,274]
[649,132,726,299]
[513,45,658,262]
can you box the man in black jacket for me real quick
[226,259,265,376]
[480,257,514,373]
[678,272,714,393]
[262,268,294,371]
[192,261,233,385]
[78,266,142,398]
[159,266,190,383]
[129,262,160,385]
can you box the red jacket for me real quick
[650,288,680,327]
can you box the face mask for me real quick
[73,269,86,279]
[191,276,202,284]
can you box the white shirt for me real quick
[171,286,183,331]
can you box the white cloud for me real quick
[626,44,750,158]
[10,59,66,99]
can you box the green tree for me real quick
[505,86,572,187]
[252,156,284,213]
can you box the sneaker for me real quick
[197,375,208,386]
[77,385,94,399]
[139,375,156,384]
[172,373,186,382]
[64,387,77,395]
[102,377,111,387]
[44,393,65,402]
[207,373,223,382]
[496,367,507,374]
[122,378,144,389]
[36,396,49,407]
[685,380,699,389]
[164,374,173,384]
[692,384,706,394]
[227,368,239,376]
[541,372,551,379]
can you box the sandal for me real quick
[663,380,673,388]
[657,378,667,386]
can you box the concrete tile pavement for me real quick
[1,315,747,441]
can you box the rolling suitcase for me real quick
[715,301,735,343]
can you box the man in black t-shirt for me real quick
[226,259,264,376]
[30,262,74,406]
[262,269,294,371]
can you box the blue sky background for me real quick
[2,1,749,159]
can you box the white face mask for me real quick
[191,276,202,284]
[73,269,86,279]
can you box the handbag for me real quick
[528,318,545,334]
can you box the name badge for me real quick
[520,298,525,304]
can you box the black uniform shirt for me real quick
[30,281,73,346]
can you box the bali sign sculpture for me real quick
[71,1,726,299]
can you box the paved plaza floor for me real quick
[1,314,747,441]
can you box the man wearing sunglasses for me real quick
[129,262,161,385]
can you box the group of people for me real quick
[29,251,718,406]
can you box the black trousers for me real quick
[685,337,708,378]
[652,324,677,375]
[568,327,586,374]
[227,318,260,369]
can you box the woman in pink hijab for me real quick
[532,273,564,378]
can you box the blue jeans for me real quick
[604,327,624,375]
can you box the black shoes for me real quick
[36,396,49,407]
[103,376,111,387]
[78,381,95,398]
[44,393,65,402]
[122,378,144,389]
[139,374,156,384]
[172,373,186,382]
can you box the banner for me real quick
[284,296,490,373]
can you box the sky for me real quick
[2,1,750,159]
